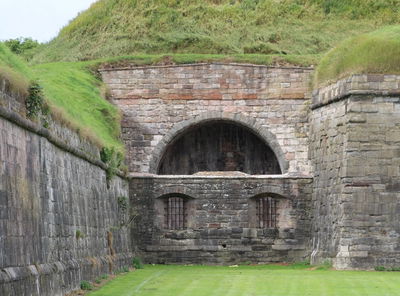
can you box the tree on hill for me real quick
[3,37,41,61]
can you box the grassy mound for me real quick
[0,43,122,150]
[314,26,400,87]
[32,0,400,63]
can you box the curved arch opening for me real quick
[158,121,282,175]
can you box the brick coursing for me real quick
[100,63,313,175]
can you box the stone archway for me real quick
[148,112,289,174]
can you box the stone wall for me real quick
[130,175,312,264]
[310,74,400,269]
[0,82,133,296]
[309,99,346,264]
[100,63,313,175]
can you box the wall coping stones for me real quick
[0,98,126,179]
[0,254,133,284]
[312,74,400,109]
[128,173,313,179]
[99,62,314,72]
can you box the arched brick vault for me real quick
[148,112,289,174]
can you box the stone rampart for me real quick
[0,80,133,296]
[311,74,400,269]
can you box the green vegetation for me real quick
[88,264,400,296]
[100,147,124,183]
[375,266,400,272]
[0,42,123,150]
[3,1,400,154]
[33,0,400,64]
[0,43,32,94]
[3,37,41,61]
[98,53,318,67]
[80,280,93,291]
[132,257,144,269]
[100,274,109,280]
[33,62,122,149]
[314,25,400,86]
[26,82,46,118]
[117,196,128,212]
[75,230,85,240]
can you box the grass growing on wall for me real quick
[98,53,319,68]
[32,0,400,63]
[314,25,400,87]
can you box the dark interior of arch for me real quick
[158,121,282,175]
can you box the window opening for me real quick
[164,197,186,230]
[256,197,277,228]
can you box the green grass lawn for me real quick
[88,264,400,296]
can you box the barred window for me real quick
[256,197,277,228]
[164,197,186,230]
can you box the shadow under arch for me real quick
[148,112,289,174]
[156,192,195,200]
[249,191,290,201]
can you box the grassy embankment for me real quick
[314,25,400,87]
[0,42,31,94]
[0,43,122,150]
[3,0,400,150]
[32,0,400,64]
[87,264,400,296]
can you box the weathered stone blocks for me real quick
[130,175,312,264]
[100,63,312,175]
[0,85,133,295]
[311,75,400,270]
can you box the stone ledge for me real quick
[99,62,314,72]
[0,253,133,283]
[128,173,313,180]
[0,253,134,295]
[0,104,126,179]
[312,74,400,109]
